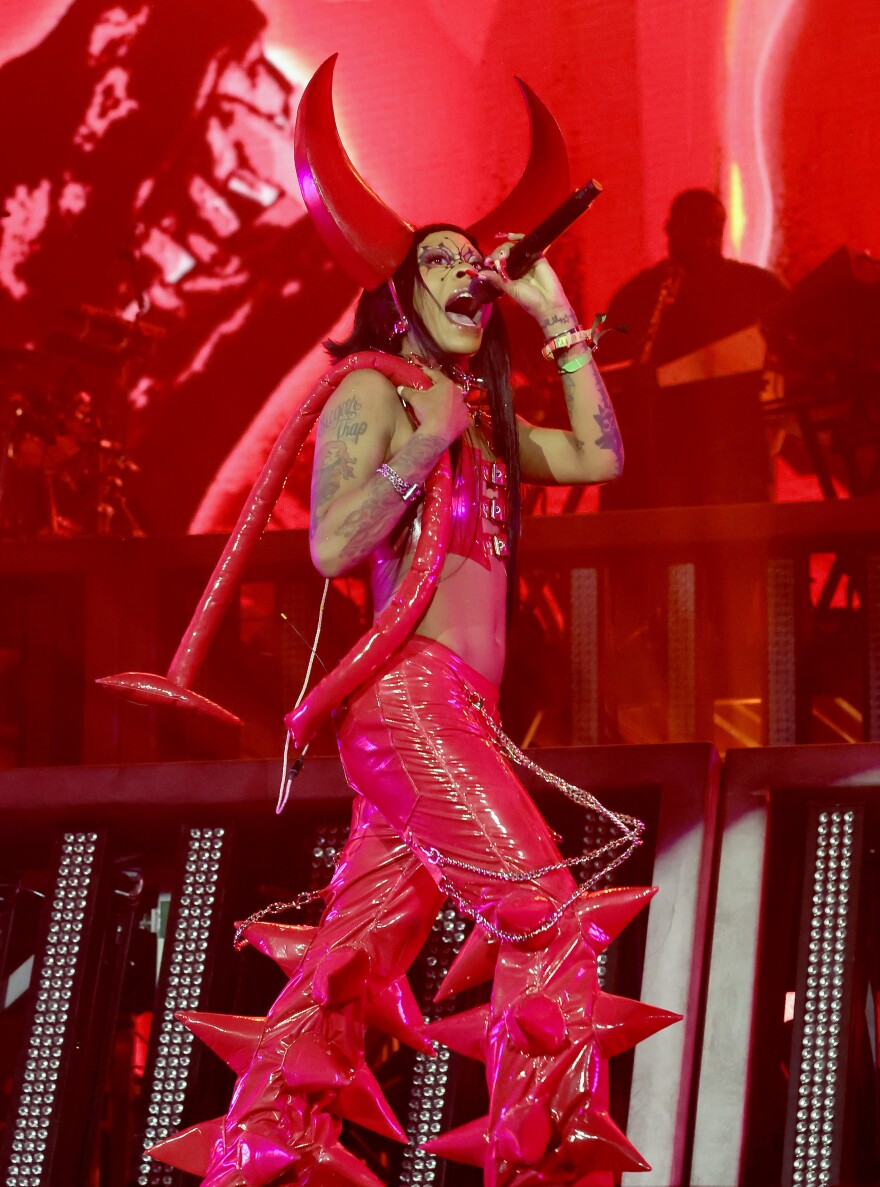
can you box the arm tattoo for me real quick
[334,433,448,566]
[561,373,585,451]
[561,370,624,469]
[591,394,627,462]
[311,440,357,526]
[336,482,409,564]
[592,386,624,469]
[541,310,578,333]
[320,392,368,444]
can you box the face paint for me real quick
[411,230,492,358]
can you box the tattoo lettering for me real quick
[339,419,368,443]
[541,310,578,333]
[320,393,368,443]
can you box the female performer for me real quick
[152,57,674,1187]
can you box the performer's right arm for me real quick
[309,367,469,576]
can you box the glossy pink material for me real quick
[423,1115,490,1168]
[94,672,243,727]
[592,990,682,1058]
[98,352,430,727]
[285,450,453,749]
[366,977,437,1055]
[161,795,442,1186]
[153,643,673,1186]
[336,640,656,1186]
[425,1004,490,1062]
[575,885,659,951]
[148,1118,224,1177]
[242,922,318,976]
[294,57,570,288]
[177,1011,265,1074]
[433,922,499,1000]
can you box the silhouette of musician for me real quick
[599,188,787,509]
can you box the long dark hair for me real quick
[326,224,522,610]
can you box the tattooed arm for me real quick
[474,240,623,485]
[516,314,625,485]
[309,366,469,577]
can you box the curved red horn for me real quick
[468,77,570,248]
[295,55,414,290]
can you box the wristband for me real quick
[541,326,593,360]
[377,463,423,503]
[557,353,592,374]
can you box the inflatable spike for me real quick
[200,1132,299,1186]
[422,1115,489,1168]
[433,925,499,1001]
[147,1117,223,1175]
[504,993,568,1055]
[176,1011,264,1074]
[592,990,682,1058]
[365,977,435,1054]
[304,1140,388,1187]
[425,1004,490,1062]
[333,1063,408,1143]
[280,1033,349,1092]
[494,1100,553,1166]
[495,892,558,950]
[242,921,318,975]
[543,1107,651,1176]
[575,887,658,953]
[313,946,370,1006]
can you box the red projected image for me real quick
[0,0,357,538]
[0,0,878,542]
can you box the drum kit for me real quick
[0,304,162,539]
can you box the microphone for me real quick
[469,179,603,302]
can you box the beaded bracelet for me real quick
[377,463,422,503]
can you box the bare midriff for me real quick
[371,549,508,688]
[369,427,508,688]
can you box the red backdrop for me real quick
[0,0,877,532]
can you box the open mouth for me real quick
[444,290,487,330]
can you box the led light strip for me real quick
[5,831,102,1187]
[580,810,618,988]
[400,906,468,1187]
[135,827,228,1187]
[790,809,854,1187]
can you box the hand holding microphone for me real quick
[468,179,603,303]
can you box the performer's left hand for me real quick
[477,236,576,327]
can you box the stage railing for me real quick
[1,495,879,769]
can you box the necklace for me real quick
[404,352,491,427]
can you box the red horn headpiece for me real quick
[294,55,570,289]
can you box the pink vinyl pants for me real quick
[193,636,627,1187]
